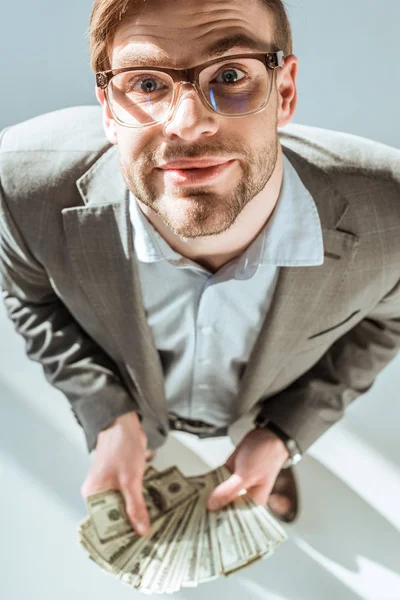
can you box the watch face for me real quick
[283,453,302,469]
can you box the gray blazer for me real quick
[1,106,400,453]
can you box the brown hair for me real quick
[88,0,293,73]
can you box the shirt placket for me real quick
[190,277,218,418]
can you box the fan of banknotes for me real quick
[78,464,288,594]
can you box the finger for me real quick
[267,493,293,516]
[145,450,155,462]
[246,483,270,506]
[119,476,150,536]
[81,477,116,499]
[224,454,236,473]
[206,473,245,511]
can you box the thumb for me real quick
[206,473,246,511]
[120,478,151,537]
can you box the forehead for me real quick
[110,0,273,68]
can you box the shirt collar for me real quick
[129,153,324,279]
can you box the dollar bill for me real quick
[240,493,287,547]
[143,466,198,521]
[79,516,138,573]
[174,474,209,588]
[86,489,132,543]
[134,499,196,592]
[213,468,261,571]
[180,488,208,587]
[143,465,158,481]
[196,471,223,584]
[216,465,287,547]
[86,466,198,543]
[145,496,201,594]
[161,491,207,593]
[207,469,248,574]
[117,511,180,585]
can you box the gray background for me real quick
[0,0,399,148]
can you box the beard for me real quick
[119,128,279,240]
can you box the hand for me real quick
[81,411,151,536]
[206,427,289,510]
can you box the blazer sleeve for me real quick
[256,279,400,453]
[0,179,139,453]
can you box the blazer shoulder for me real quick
[0,105,106,154]
[280,124,400,268]
[0,106,110,207]
[279,123,400,185]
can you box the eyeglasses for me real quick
[96,51,284,128]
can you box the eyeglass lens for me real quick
[108,57,271,126]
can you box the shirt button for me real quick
[200,326,214,335]
[198,383,211,390]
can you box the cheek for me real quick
[116,127,156,164]
[230,100,276,146]
[231,118,273,157]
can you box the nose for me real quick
[162,82,219,141]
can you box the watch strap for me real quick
[254,417,302,468]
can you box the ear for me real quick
[276,54,298,128]
[95,87,118,145]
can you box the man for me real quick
[1,0,400,539]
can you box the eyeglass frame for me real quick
[95,50,285,128]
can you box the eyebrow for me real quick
[113,33,266,69]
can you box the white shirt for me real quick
[129,153,324,426]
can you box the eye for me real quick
[125,75,166,93]
[214,68,246,84]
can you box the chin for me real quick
[153,192,237,237]
[165,214,234,239]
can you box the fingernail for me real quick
[136,522,148,535]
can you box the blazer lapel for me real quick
[61,146,168,425]
[236,146,360,417]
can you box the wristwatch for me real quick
[254,416,302,469]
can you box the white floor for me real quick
[1,301,400,600]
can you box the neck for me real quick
[137,145,284,273]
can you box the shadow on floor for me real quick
[291,454,400,573]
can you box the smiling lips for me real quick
[158,157,236,185]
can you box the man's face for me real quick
[100,0,293,240]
